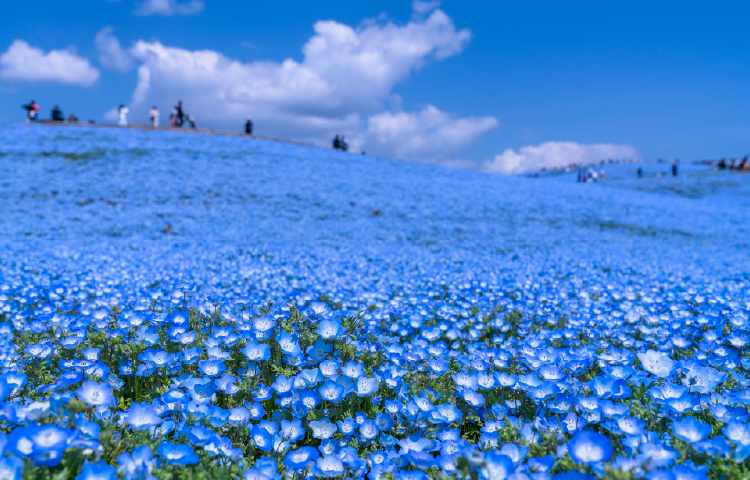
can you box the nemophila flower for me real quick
[214,373,239,394]
[343,361,365,378]
[383,370,404,389]
[317,454,345,477]
[185,426,216,447]
[317,320,342,339]
[136,362,157,377]
[226,406,250,427]
[175,331,197,344]
[709,403,749,423]
[722,421,750,446]
[637,350,674,378]
[337,417,357,436]
[117,445,156,480]
[122,403,163,431]
[496,372,519,388]
[481,451,514,480]
[405,451,435,470]
[242,340,271,362]
[276,331,301,357]
[683,367,727,394]
[306,302,332,321]
[253,315,277,333]
[399,435,435,453]
[25,342,53,359]
[280,419,305,442]
[650,382,688,404]
[567,430,613,464]
[8,425,69,465]
[672,417,711,443]
[298,367,325,387]
[270,375,293,394]
[198,359,226,377]
[157,442,199,465]
[460,388,485,407]
[284,446,320,469]
[135,327,160,346]
[375,412,393,431]
[452,372,478,390]
[641,443,679,467]
[528,382,560,402]
[299,390,321,409]
[253,384,273,401]
[245,401,265,420]
[319,358,339,376]
[310,418,338,439]
[307,339,332,363]
[167,310,190,325]
[617,417,646,436]
[600,401,630,419]
[317,380,344,403]
[181,346,202,364]
[358,420,379,440]
[428,358,449,375]
[203,436,242,461]
[355,377,379,397]
[75,380,116,408]
[75,460,116,480]
[207,346,230,361]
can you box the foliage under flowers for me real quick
[0,125,748,480]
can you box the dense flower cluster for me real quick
[0,125,748,480]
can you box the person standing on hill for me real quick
[149,106,160,127]
[245,117,253,135]
[333,135,341,149]
[672,160,678,177]
[118,104,129,126]
[176,101,184,127]
[51,105,64,121]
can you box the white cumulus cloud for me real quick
[360,106,497,161]
[483,141,637,175]
[111,5,489,161]
[95,27,133,72]
[0,40,100,86]
[134,0,204,16]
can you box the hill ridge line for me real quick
[30,120,328,150]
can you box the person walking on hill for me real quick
[176,101,184,127]
[149,106,160,127]
[22,100,39,121]
[672,160,678,177]
[245,117,253,135]
[118,104,129,126]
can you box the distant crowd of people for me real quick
[577,167,606,183]
[22,99,354,148]
[24,101,79,124]
[24,99,202,132]
[715,157,749,172]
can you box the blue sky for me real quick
[1,1,748,173]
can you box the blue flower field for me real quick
[0,124,749,480]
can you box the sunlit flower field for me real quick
[0,125,748,480]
